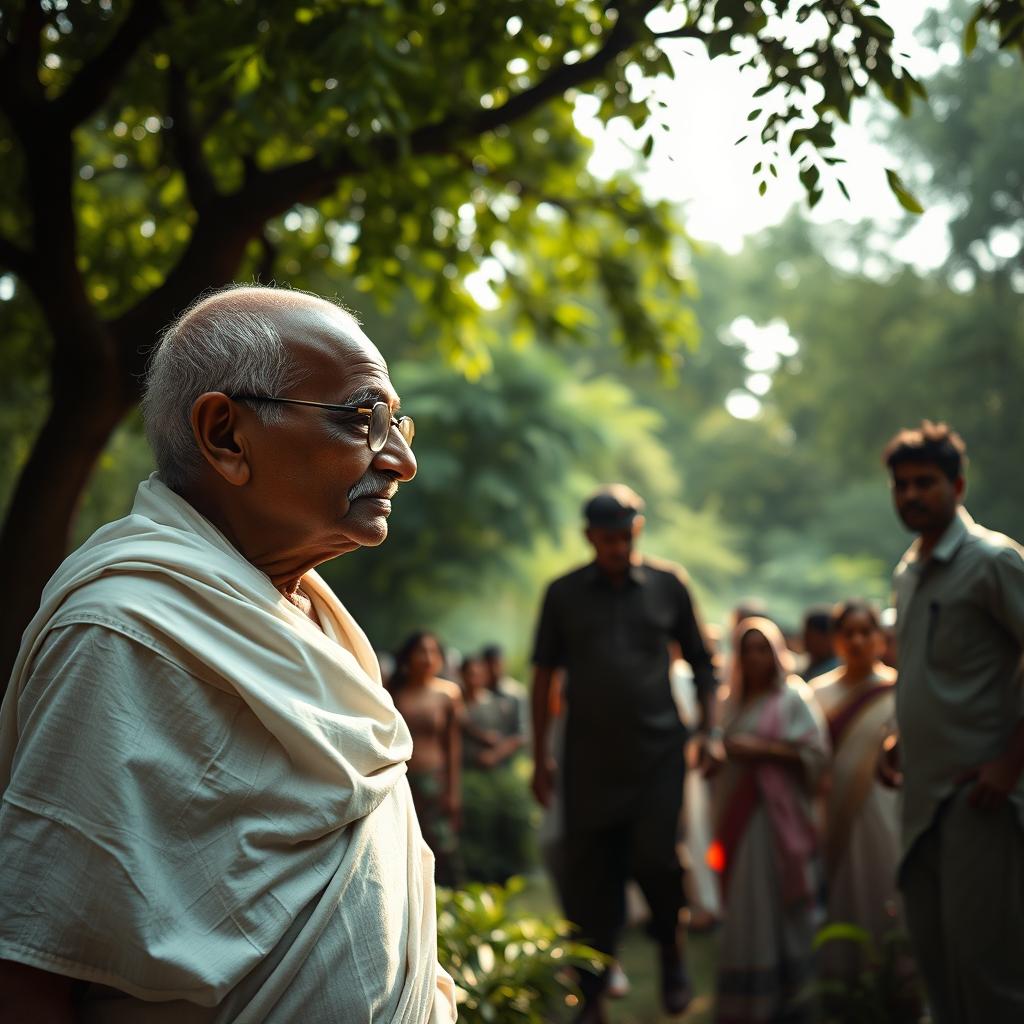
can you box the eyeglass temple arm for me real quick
[232,395,404,423]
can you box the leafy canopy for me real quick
[1,0,948,379]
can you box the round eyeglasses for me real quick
[230,395,415,453]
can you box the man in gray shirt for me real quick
[887,421,1024,1023]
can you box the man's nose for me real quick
[372,428,417,482]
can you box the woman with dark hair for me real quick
[389,631,464,887]
[812,601,900,977]
[710,618,829,1024]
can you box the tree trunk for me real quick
[0,386,131,693]
[0,217,258,695]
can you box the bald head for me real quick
[183,285,358,331]
[142,285,373,490]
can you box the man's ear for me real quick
[190,392,252,486]
[954,474,966,502]
[632,515,646,535]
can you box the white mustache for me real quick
[348,473,399,502]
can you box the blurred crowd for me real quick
[382,600,908,1015]
[379,638,532,889]
[381,421,1023,1024]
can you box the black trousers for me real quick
[560,745,686,994]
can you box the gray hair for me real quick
[142,287,305,489]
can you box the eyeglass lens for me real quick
[368,402,415,452]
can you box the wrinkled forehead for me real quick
[273,299,395,402]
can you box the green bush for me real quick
[460,758,540,884]
[436,879,601,1022]
[810,922,923,1024]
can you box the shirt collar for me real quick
[900,506,974,568]
[585,561,647,587]
[931,506,973,563]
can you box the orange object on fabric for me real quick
[706,840,726,874]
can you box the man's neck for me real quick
[595,557,639,584]
[177,482,325,593]
[598,567,629,587]
[917,510,958,560]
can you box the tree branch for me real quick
[165,63,217,212]
[653,26,706,40]
[0,1,45,124]
[0,235,37,286]
[226,8,655,224]
[110,2,662,387]
[53,0,165,127]
[455,154,619,220]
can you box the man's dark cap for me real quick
[583,485,645,529]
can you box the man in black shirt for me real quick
[531,485,716,1023]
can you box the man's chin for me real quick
[343,519,389,549]
[898,511,929,533]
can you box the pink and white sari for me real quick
[711,618,829,1024]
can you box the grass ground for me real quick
[605,925,716,1024]
[511,873,718,1023]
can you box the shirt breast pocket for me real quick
[926,597,985,669]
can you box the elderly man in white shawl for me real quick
[0,286,458,1024]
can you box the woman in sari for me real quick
[389,631,465,887]
[711,617,829,1024]
[812,601,900,977]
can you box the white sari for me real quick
[813,668,901,976]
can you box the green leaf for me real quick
[964,8,983,54]
[885,168,925,214]
[813,922,877,960]
[235,54,262,98]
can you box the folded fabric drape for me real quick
[0,475,456,1022]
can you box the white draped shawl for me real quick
[0,476,456,1022]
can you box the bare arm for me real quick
[725,733,805,767]
[0,960,77,1023]
[478,733,525,768]
[672,574,716,734]
[463,720,496,744]
[530,665,556,806]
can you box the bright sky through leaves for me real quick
[584,0,951,262]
